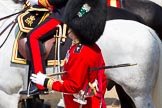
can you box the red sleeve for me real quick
[52,52,89,93]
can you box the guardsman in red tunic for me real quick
[20,0,107,95]
[30,32,108,108]
[30,0,108,107]
[19,0,68,95]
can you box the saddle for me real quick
[11,6,72,66]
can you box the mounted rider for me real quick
[19,0,69,95]
[30,0,108,107]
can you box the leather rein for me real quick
[0,0,28,48]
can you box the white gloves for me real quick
[28,0,38,6]
[30,72,46,86]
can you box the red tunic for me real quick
[52,43,107,108]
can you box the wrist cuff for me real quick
[44,78,49,88]
[47,79,54,90]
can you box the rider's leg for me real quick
[20,17,60,95]
[28,17,60,89]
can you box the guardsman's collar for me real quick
[74,43,83,53]
[72,39,80,45]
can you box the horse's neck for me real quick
[149,0,162,7]
[122,0,148,8]
[122,0,162,8]
[121,0,162,22]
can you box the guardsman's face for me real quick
[68,29,77,40]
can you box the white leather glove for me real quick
[30,72,46,86]
[28,0,38,6]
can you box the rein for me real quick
[0,0,30,48]
[0,9,26,21]
[0,10,24,48]
[0,17,18,48]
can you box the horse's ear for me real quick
[64,0,107,45]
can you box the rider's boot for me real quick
[19,82,46,95]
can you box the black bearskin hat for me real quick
[64,0,107,45]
